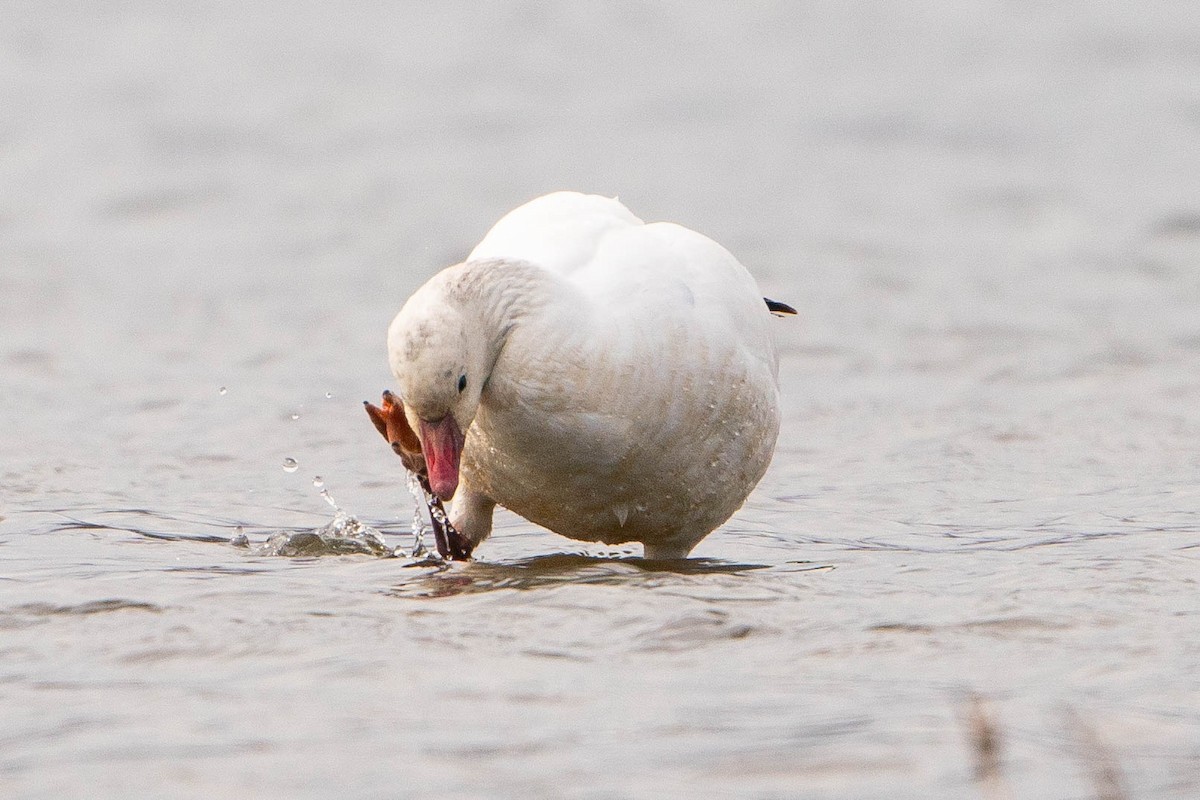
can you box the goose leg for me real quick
[642,540,696,560]
[450,484,496,553]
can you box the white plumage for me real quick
[386,192,784,559]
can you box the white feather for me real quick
[388,192,783,558]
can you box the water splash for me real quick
[229,525,249,548]
[256,481,389,557]
[405,471,430,558]
[258,518,390,557]
[398,475,470,561]
[426,490,453,535]
[318,485,339,512]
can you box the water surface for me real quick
[2,3,1199,798]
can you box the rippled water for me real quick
[3,3,1200,798]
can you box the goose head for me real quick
[386,278,488,501]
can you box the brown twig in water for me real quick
[1063,707,1129,800]
[962,694,1014,800]
[415,472,472,560]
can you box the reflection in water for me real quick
[387,553,794,598]
[8,600,164,617]
[46,508,236,544]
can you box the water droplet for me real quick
[218,386,227,396]
[406,471,429,557]
[319,487,340,512]
[230,526,249,548]
[324,391,333,399]
[312,475,324,489]
[282,457,298,472]
[290,413,300,420]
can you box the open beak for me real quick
[418,415,465,501]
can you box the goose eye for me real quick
[457,374,467,394]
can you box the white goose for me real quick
[372,192,792,559]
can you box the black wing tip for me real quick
[764,298,797,317]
